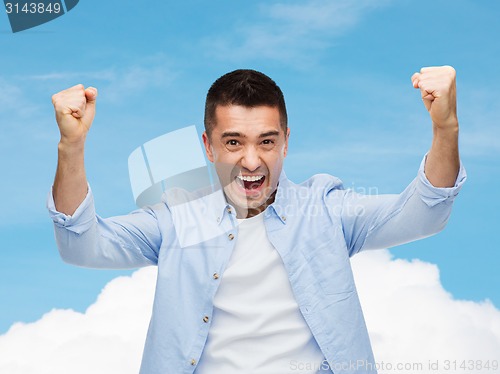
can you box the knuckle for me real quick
[442,65,456,77]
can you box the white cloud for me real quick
[203,0,392,65]
[352,250,500,373]
[1,251,499,374]
[0,268,156,374]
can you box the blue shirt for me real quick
[47,155,466,374]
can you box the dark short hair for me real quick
[204,69,288,138]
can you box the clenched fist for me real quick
[52,84,98,145]
[411,66,458,131]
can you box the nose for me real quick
[240,146,261,172]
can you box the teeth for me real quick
[237,175,264,182]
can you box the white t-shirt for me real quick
[195,212,325,373]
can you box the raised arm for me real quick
[48,85,162,269]
[411,66,460,187]
[337,66,466,256]
[52,84,97,215]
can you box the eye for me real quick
[261,139,275,146]
[226,139,240,146]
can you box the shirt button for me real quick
[227,207,232,214]
[213,272,219,280]
[228,233,234,241]
[281,215,286,221]
[203,315,209,323]
[190,358,196,366]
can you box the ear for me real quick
[283,127,290,157]
[202,131,215,163]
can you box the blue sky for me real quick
[0,0,499,335]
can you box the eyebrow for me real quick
[221,131,244,138]
[259,131,280,138]
[220,130,280,138]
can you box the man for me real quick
[48,68,466,373]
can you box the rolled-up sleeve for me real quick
[338,154,467,256]
[47,184,96,235]
[47,185,163,269]
[417,154,467,207]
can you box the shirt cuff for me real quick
[46,184,96,234]
[417,154,467,207]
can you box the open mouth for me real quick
[235,175,266,191]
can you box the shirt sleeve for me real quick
[338,154,467,256]
[47,184,163,269]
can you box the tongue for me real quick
[243,178,263,190]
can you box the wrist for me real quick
[58,138,85,154]
[432,120,459,137]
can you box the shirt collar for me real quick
[204,186,232,226]
[268,170,289,225]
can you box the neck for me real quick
[231,190,277,219]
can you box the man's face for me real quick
[202,105,290,218]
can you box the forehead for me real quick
[213,105,282,136]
